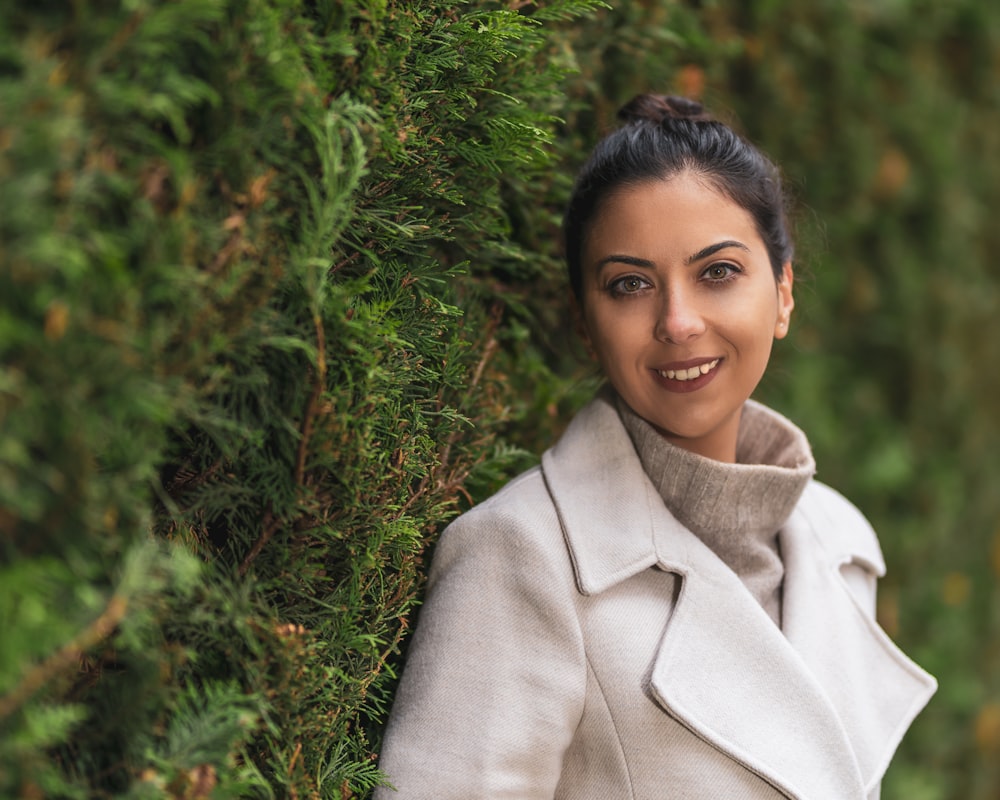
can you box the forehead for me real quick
[585,173,762,259]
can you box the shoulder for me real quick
[445,465,558,540]
[430,391,653,597]
[430,464,570,582]
[441,390,624,554]
[798,479,886,576]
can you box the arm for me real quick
[376,475,587,799]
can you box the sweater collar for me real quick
[616,395,816,541]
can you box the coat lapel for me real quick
[541,391,661,595]
[780,498,937,795]
[647,515,867,799]
[541,393,935,799]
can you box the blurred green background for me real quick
[539,3,1000,797]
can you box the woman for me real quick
[375,94,936,799]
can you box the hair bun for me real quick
[617,94,713,125]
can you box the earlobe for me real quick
[774,262,795,340]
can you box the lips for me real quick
[651,357,722,393]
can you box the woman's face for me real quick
[576,172,794,462]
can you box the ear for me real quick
[774,262,795,340]
[569,290,596,359]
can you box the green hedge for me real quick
[0,1,603,796]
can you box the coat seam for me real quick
[582,651,637,800]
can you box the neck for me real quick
[653,410,743,463]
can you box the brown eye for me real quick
[610,275,650,296]
[704,263,739,281]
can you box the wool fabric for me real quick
[617,396,816,626]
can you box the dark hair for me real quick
[563,94,794,300]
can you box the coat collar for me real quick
[540,392,661,595]
[541,394,936,798]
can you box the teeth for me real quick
[658,359,719,382]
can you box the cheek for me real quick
[737,293,781,344]
[587,309,645,358]
[744,318,781,369]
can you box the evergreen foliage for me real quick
[1,0,604,796]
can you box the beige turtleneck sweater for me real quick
[617,397,816,628]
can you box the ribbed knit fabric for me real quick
[617,396,816,627]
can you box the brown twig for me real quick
[287,741,303,779]
[241,314,328,577]
[331,239,377,275]
[0,594,128,721]
[295,315,328,485]
[165,454,226,498]
[391,302,503,522]
[238,508,281,577]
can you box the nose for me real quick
[654,288,706,343]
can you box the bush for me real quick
[0,0,603,795]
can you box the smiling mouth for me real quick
[657,359,720,381]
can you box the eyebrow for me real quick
[594,254,655,270]
[594,240,750,272]
[685,240,750,264]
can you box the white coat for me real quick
[376,394,936,799]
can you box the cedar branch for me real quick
[392,302,502,521]
[433,301,502,483]
[241,313,327,577]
